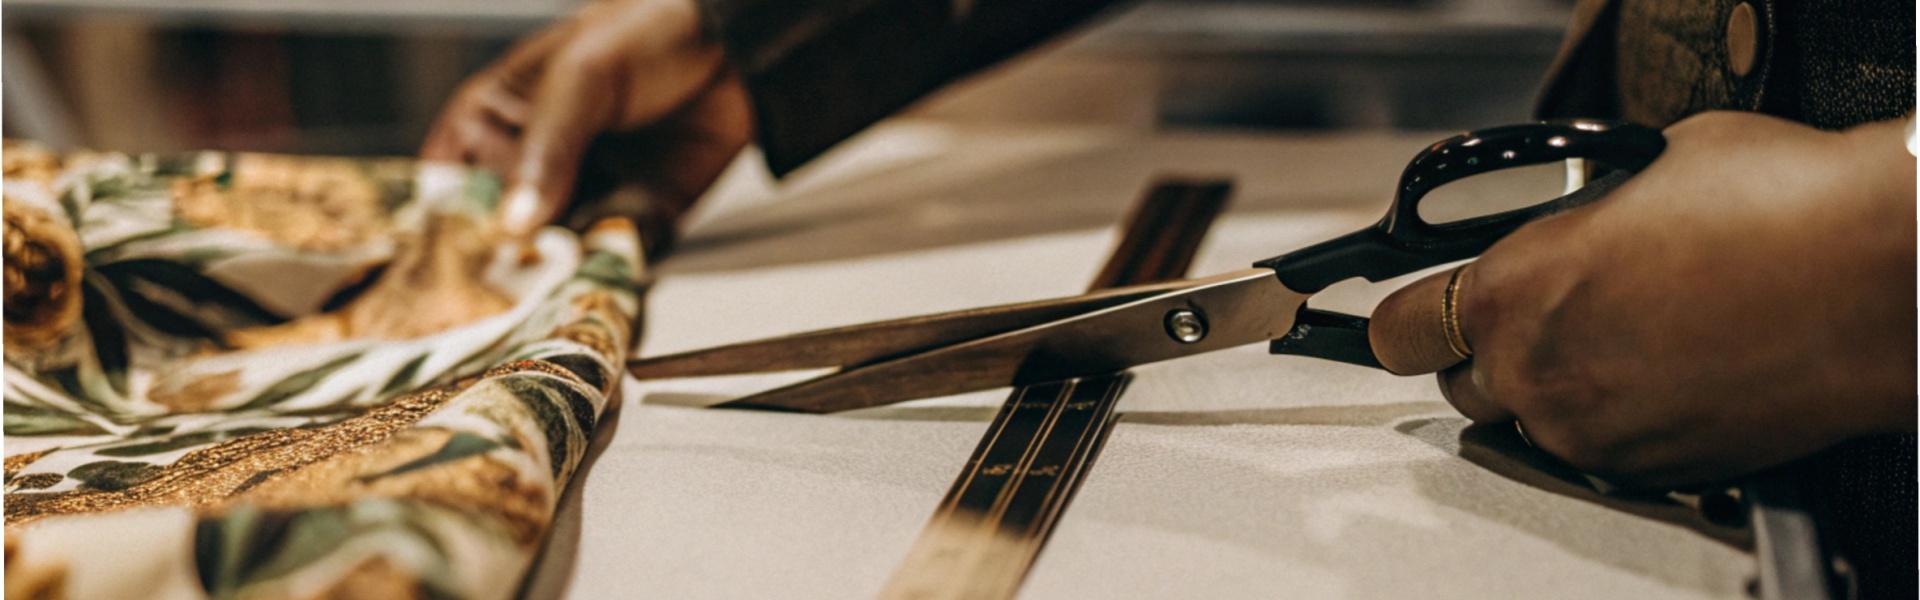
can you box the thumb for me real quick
[498,49,618,237]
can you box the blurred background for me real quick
[2,0,1577,157]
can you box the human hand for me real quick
[421,0,753,239]
[1379,112,1916,488]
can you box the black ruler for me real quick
[878,178,1232,600]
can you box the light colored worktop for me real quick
[523,120,1753,599]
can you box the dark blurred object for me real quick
[4,0,1574,156]
[1795,435,1917,600]
[0,0,539,155]
[912,0,1577,131]
[1099,1,1575,129]
[0,23,509,155]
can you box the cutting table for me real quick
[521,120,1754,599]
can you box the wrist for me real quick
[1834,117,1918,435]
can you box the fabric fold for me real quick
[4,142,645,600]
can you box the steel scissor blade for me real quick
[717,268,1308,413]
[627,279,1197,380]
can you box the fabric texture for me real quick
[2,142,646,600]
[1535,0,1915,127]
[1759,0,1916,128]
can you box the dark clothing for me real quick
[1536,0,1914,128]
[705,0,1912,174]
[698,0,1122,176]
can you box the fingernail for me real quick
[498,184,542,236]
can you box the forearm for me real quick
[1817,117,1917,433]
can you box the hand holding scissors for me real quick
[628,121,1666,413]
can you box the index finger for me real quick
[497,43,621,236]
[1439,361,1513,424]
[491,19,583,98]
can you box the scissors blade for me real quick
[718,268,1307,413]
[627,279,1197,379]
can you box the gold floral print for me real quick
[3,201,84,350]
[147,370,244,413]
[170,154,389,252]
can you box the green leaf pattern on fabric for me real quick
[4,146,644,600]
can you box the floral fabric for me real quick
[3,142,643,600]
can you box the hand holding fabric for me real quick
[1385,112,1916,488]
[421,0,753,239]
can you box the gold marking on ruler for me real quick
[878,178,1232,600]
[878,374,1129,599]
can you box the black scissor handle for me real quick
[1261,120,1666,369]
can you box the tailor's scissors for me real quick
[628,121,1666,413]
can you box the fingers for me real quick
[493,19,583,96]
[420,90,480,162]
[501,44,620,236]
[1424,263,1516,425]
[1369,267,1470,375]
[421,17,560,163]
[421,60,532,149]
[424,0,727,237]
[421,84,524,173]
[426,16,614,236]
[473,82,532,129]
[1437,362,1512,424]
[1370,262,1508,422]
[422,16,574,166]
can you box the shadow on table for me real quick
[1123,402,1747,551]
[1396,416,1751,550]
[517,376,630,599]
[1120,401,1447,427]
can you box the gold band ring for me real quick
[1442,266,1473,360]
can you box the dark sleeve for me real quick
[698,0,1126,176]
[1532,0,1621,121]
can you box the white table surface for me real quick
[522,120,1754,599]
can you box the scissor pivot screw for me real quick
[1164,309,1208,344]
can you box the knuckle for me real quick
[1479,354,1543,413]
[454,76,504,103]
[1453,278,1501,352]
[1437,365,1493,421]
[1452,256,1539,359]
[1522,418,1629,476]
[1507,390,1658,483]
[455,119,491,143]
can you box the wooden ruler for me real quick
[879,178,1233,599]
